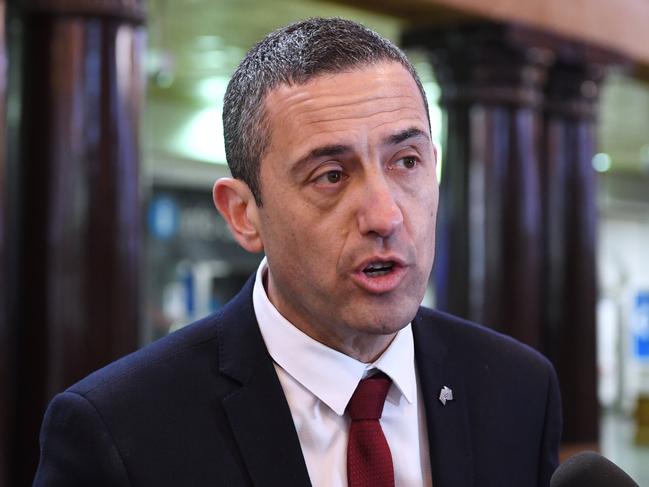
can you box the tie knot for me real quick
[347,373,392,421]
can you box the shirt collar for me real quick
[253,257,416,416]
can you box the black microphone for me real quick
[550,451,639,487]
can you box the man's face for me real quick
[255,62,438,360]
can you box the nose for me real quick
[356,173,403,238]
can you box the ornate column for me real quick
[7,1,145,483]
[542,58,607,444]
[404,24,553,349]
[403,23,617,447]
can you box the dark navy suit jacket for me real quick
[34,276,561,486]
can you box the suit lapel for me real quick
[217,277,311,487]
[413,310,474,487]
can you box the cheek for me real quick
[412,186,437,223]
[410,192,438,258]
[423,185,439,225]
[263,205,333,262]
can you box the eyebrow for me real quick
[291,144,353,174]
[384,127,430,146]
[309,144,352,159]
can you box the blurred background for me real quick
[2,0,649,485]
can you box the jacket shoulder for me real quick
[68,274,258,399]
[68,311,223,397]
[36,277,262,486]
[414,306,554,375]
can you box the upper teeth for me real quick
[367,262,392,270]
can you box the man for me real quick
[34,18,561,486]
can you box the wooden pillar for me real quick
[404,24,553,349]
[7,1,145,484]
[542,59,607,444]
[403,22,618,446]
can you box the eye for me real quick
[313,169,346,186]
[395,156,418,170]
[325,171,342,183]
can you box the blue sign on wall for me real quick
[633,291,649,360]
[148,195,180,240]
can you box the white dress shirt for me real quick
[253,258,432,487]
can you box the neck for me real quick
[263,269,398,363]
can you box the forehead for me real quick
[261,62,429,157]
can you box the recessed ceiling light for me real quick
[592,153,612,173]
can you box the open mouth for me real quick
[363,261,396,277]
[353,258,406,293]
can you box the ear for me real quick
[213,178,264,253]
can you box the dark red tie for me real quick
[346,373,394,487]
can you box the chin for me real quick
[354,305,418,335]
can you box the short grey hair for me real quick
[222,17,430,205]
